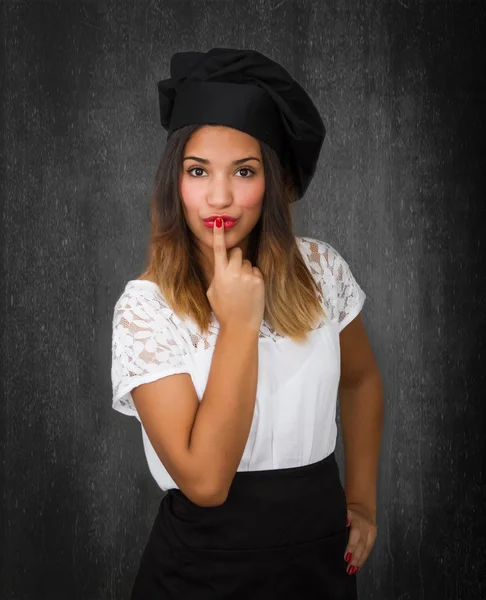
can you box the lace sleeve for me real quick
[111,287,190,421]
[326,243,367,332]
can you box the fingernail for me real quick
[346,518,350,526]
[345,552,352,562]
[216,218,222,228]
[355,566,360,574]
[347,565,354,575]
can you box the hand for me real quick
[344,503,377,575]
[206,216,265,334]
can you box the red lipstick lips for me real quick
[202,216,238,229]
[202,214,238,222]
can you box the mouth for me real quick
[202,218,238,229]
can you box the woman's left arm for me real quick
[338,314,384,574]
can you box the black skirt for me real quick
[130,451,359,599]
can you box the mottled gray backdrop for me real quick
[1,1,485,599]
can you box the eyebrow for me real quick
[183,156,261,165]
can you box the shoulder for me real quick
[295,235,342,274]
[296,235,363,292]
[112,280,174,332]
[296,236,366,331]
[296,234,337,254]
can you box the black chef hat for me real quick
[157,47,326,200]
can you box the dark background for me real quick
[1,1,485,598]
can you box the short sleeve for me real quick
[327,244,367,332]
[111,286,190,422]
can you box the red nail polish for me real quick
[355,566,360,574]
[345,552,352,562]
[215,218,222,228]
[346,518,350,526]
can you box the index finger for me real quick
[212,217,228,272]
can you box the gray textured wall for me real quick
[1,1,485,599]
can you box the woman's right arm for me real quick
[131,323,259,507]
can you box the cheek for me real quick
[238,181,265,208]
[179,179,200,211]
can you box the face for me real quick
[179,125,265,280]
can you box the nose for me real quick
[207,175,233,207]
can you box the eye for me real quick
[186,166,256,178]
[237,167,256,178]
[187,166,206,177]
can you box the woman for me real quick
[111,47,384,599]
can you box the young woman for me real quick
[111,48,384,599]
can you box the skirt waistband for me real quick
[159,452,348,551]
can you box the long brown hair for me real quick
[138,124,327,343]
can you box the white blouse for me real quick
[111,236,366,491]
